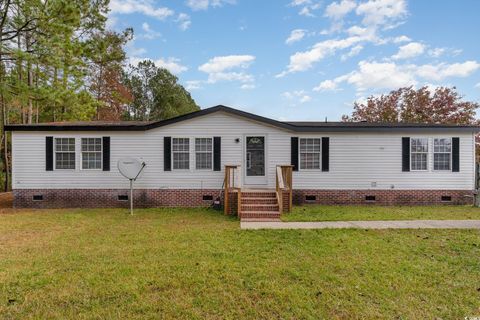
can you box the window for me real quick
[81,138,102,170]
[300,138,321,169]
[195,138,212,170]
[410,138,428,171]
[55,138,75,169]
[433,138,451,171]
[172,138,190,169]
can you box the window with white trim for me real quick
[299,138,321,169]
[172,138,190,170]
[55,138,75,169]
[81,138,102,170]
[410,138,428,171]
[433,138,451,170]
[195,138,212,170]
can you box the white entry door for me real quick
[244,136,268,185]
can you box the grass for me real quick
[282,205,480,222]
[1,208,480,319]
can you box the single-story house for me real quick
[5,105,479,219]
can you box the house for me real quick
[5,105,479,219]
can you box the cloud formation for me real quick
[199,55,256,85]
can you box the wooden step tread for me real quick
[241,211,280,215]
[241,218,281,222]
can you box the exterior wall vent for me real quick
[441,196,452,202]
[32,195,44,201]
[202,195,213,201]
[305,195,316,201]
[365,195,376,202]
[118,195,129,201]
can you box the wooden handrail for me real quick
[224,165,240,215]
[276,165,293,214]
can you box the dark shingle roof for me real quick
[5,105,479,133]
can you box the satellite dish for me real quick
[117,158,146,215]
[118,158,145,180]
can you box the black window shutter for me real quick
[213,137,221,171]
[402,137,410,172]
[102,137,110,171]
[322,137,329,172]
[164,137,171,171]
[46,136,53,171]
[452,137,460,172]
[291,137,299,171]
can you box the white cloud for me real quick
[156,57,188,74]
[141,22,161,39]
[277,36,363,76]
[176,13,191,30]
[282,90,312,104]
[392,35,411,43]
[186,0,236,11]
[290,0,322,17]
[392,42,425,60]
[286,29,307,45]
[280,0,410,76]
[199,55,255,73]
[185,80,202,90]
[415,61,480,82]
[290,0,311,5]
[313,79,339,91]
[110,0,174,20]
[356,0,407,27]
[475,82,480,89]
[344,61,416,91]
[428,48,445,58]
[129,56,188,74]
[199,55,255,84]
[341,44,363,61]
[316,60,480,93]
[325,0,356,20]
[240,83,256,90]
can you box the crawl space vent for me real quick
[118,195,129,201]
[32,195,43,201]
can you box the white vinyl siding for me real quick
[195,138,213,170]
[433,138,451,171]
[299,138,321,170]
[81,138,102,170]
[10,111,476,191]
[172,138,190,170]
[55,138,75,170]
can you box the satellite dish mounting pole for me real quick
[130,179,134,215]
[117,158,146,216]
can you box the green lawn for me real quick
[282,205,480,222]
[1,208,480,319]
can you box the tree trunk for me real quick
[26,31,33,124]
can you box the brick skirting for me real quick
[293,189,474,206]
[13,189,223,209]
[13,188,474,209]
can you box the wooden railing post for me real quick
[224,167,230,215]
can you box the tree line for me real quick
[0,0,199,190]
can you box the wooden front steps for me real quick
[239,190,281,222]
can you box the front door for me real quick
[245,136,267,185]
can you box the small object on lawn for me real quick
[8,298,16,305]
[118,158,146,215]
[212,197,222,211]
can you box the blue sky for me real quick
[109,0,480,121]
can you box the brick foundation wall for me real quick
[13,189,223,209]
[293,189,474,206]
[13,188,474,209]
